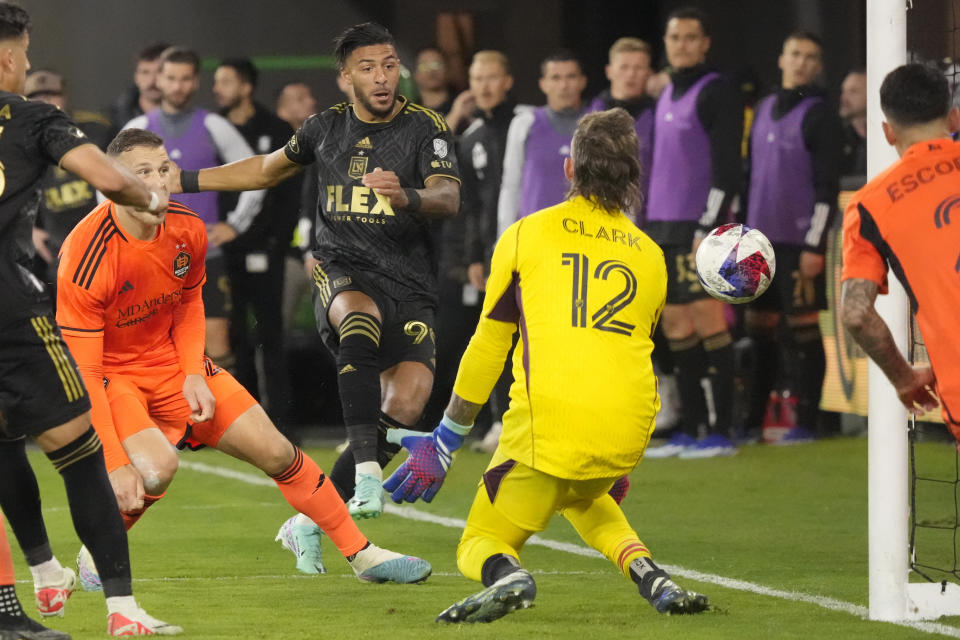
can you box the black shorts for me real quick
[0,315,90,439]
[748,246,826,314]
[662,244,711,304]
[202,253,232,319]
[311,258,437,373]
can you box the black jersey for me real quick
[284,97,460,303]
[35,116,111,254]
[0,91,91,327]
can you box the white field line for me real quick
[178,460,960,639]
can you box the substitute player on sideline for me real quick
[841,63,960,434]
[383,109,709,623]
[0,3,180,635]
[57,129,432,590]
[167,22,460,562]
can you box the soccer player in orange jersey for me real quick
[56,129,432,590]
[841,63,959,433]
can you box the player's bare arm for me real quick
[362,168,460,219]
[445,393,484,426]
[171,147,303,194]
[61,144,164,211]
[841,277,939,414]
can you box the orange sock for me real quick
[0,514,15,585]
[121,493,165,531]
[271,448,367,557]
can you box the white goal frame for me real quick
[867,0,960,621]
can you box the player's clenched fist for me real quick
[362,166,408,208]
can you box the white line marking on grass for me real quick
[179,460,960,639]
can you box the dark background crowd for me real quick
[15,0,960,448]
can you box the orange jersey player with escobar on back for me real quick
[841,63,960,438]
[56,128,432,595]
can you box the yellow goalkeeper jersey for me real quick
[453,196,667,479]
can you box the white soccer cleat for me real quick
[275,514,326,574]
[75,546,102,592]
[349,543,432,584]
[347,473,384,519]
[107,607,183,636]
[34,566,76,617]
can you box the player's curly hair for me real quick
[0,2,30,42]
[333,22,397,71]
[567,108,642,215]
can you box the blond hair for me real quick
[608,37,652,63]
[471,50,510,75]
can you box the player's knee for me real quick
[255,436,298,476]
[130,448,178,494]
[336,311,382,368]
[381,392,427,426]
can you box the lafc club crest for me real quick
[348,155,369,179]
[173,251,191,278]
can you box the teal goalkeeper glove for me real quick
[382,419,469,503]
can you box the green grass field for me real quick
[10,436,960,639]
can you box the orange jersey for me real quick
[56,199,207,469]
[842,138,960,426]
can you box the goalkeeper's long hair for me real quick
[566,108,642,215]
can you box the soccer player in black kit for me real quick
[172,22,460,571]
[0,3,182,636]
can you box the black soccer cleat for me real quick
[436,569,537,624]
[0,612,71,640]
[648,577,710,615]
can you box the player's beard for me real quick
[355,85,398,119]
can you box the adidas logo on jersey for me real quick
[355,137,373,149]
[118,280,135,295]
[339,364,357,375]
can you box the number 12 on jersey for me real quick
[560,252,637,336]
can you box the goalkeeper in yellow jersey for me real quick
[383,108,709,622]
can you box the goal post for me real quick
[867,0,960,621]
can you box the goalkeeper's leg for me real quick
[561,487,709,615]
[438,455,562,623]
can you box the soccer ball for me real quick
[695,224,775,303]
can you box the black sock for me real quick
[0,438,53,566]
[703,331,735,436]
[480,553,522,587]
[336,312,383,465]
[628,556,672,603]
[48,427,131,598]
[790,324,826,432]
[745,332,779,432]
[668,336,708,437]
[0,584,24,616]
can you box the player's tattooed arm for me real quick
[444,393,484,427]
[841,277,938,414]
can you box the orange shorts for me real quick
[103,357,256,471]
